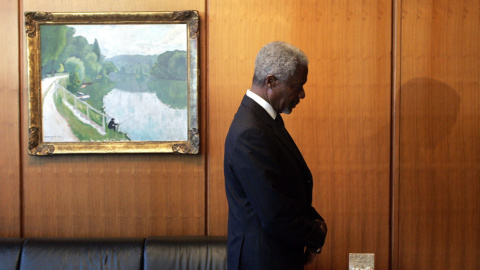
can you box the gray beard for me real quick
[282,107,292,114]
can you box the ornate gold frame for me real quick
[25,11,199,155]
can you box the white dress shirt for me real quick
[246,89,277,120]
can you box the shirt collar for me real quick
[246,89,277,120]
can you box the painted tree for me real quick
[150,50,187,81]
[83,52,102,80]
[100,61,118,79]
[40,25,68,77]
[70,35,91,60]
[57,27,78,69]
[64,57,85,92]
[92,39,102,62]
[167,52,187,80]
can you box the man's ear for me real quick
[265,75,277,88]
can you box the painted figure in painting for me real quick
[107,118,118,131]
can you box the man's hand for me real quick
[303,250,317,265]
[304,219,327,265]
[317,219,327,237]
[314,219,328,248]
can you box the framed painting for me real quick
[25,11,199,155]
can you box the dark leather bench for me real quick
[0,236,227,270]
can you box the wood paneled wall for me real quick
[207,1,393,269]
[0,2,21,237]
[0,0,478,269]
[20,0,207,237]
[398,0,480,269]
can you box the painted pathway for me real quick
[41,75,79,142]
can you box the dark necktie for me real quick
[275,114,304,158]
[275,114,306,169]
[275,114,285,127]
[275,114,292,138]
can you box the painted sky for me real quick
[70,24,187,58]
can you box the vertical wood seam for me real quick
[18,0,25,238]
[204,0,210,236]
[390,0,402,269]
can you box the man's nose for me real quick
[299,90,305,99]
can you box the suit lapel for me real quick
[273,122,309,171]
[241,95,309,171]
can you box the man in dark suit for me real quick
[224,41,327,270]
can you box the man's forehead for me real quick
[292,65,308,83]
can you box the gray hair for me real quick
[252,41,309,86]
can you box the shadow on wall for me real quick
[400,77,460,151]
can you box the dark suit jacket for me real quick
[224,95,325,270]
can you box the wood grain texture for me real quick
[0,3,21,237]
[207,0,393,269]
[399,0,480,269]
[20,0,207,237]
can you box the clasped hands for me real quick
[303,219,327,265]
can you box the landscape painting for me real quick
[26,12,200,155]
